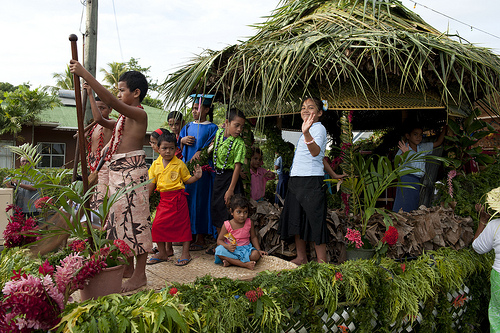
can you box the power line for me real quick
[111,0,124,61]
[411,0,500,41]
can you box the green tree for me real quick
[0,82,27,98]
[51,65,74,93]
[99,62,128,96]
[0,86,60,143]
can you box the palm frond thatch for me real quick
[160,0,500,119]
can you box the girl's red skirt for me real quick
[152,190,192,242]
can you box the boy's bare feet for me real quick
[223,259,231,267]
[291,257,307,266]
[121,274,147,292]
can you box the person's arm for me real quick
[264,170,275,180]
[84,83,115,129]
[433,125,448,148]
[147,182,156,197]
[302,113,320,157]
[323,158,346,179]
[250,221,267,256]
[185,164,202,185]
[69,60,146,123]
[224,163,242,204]
[217,224,236,252]
[11,180,36,191]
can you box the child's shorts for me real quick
[214,244,256,264]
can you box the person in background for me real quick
[392,123,447,213]
[5,157,40,218]
[179,94,219,251]
[167,111,185,160]
[249,147,275,202]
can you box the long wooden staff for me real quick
[69,34,93,246]
[71,91,89,182]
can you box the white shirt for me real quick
[290,122,327,177]
[472,218,500,273]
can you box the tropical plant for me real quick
[445,108,496,172]
[0,86,60,143]
[100,62,128,96]
[51,65,75,93]
[331,151,446,236]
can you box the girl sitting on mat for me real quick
[147,133,202,266]
[214,194,267,270]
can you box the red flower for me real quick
[69,240,86,252]
[335,272,343,281]
[338,325,349,333]
[34,196,53,209]
[382,226,398,246]
[11,269,27,281]
[201,164,214,173]
[255,287,263,298]
[114,239,132,257]
[245,290,258,302]
[39,260,54,275]
[169,287,178,295]
[401,263,406,272]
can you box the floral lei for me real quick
[213,129,235,175]
[87,124,105,172]
[105,105,144,161]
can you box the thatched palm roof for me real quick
[160,0,500,124]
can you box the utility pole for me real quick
[84,0,98,124]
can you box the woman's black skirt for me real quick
[278,176,328,245]
[211,169,244,229]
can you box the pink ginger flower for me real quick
[39,260,54,276]
[41,275,65,311]
[345,228,363,248]
[54,253,85,294]
[335,272,343,281]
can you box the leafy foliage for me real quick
[445,109,496,171]
[0,85,60,137]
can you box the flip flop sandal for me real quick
[146,257,168,265]
[174,258,192,266]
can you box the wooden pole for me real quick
[69,34,93,246]
[84,0,98,124]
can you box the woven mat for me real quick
[71,246,297,302]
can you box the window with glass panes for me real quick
[38,142,65,168]
[0,141,15,168]
[143,145,157,167]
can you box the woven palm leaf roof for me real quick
[160,0,500,123]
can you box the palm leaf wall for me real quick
[160,0,500,123]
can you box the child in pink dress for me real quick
[214,195,267,270]
[249,147,275,201]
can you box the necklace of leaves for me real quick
[213,129,234,175]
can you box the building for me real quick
[0,90,168,169]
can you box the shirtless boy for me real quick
[84,83,114,213]
[70,60,153,292]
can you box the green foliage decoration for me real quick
[17,247,490,332]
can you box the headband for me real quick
[154,128,163,136]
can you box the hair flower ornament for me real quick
[322,100,328,111]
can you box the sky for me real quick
[2,0,500,95]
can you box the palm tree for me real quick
[51,65,74,93]
[159,0,500,120]
[100,62,128,96]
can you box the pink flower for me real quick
[335,272,343,281]
[3,205,39,248]
[54,253,85,293]
[341,193,351,216]
[201,165,214,173]
[382,226,399,246]
[255,287,263,298]
[169,287,178,295]
[348,110,354,123]
[345,228,363,248]
[39,260,54,276]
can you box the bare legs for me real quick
[149,242,174,261]
[121,253,147,292]
[219,250,261,270]
[291,235,327,265]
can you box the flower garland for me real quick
[104,105,143,161]
[87,124,105,172]
[213,130,235,175]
